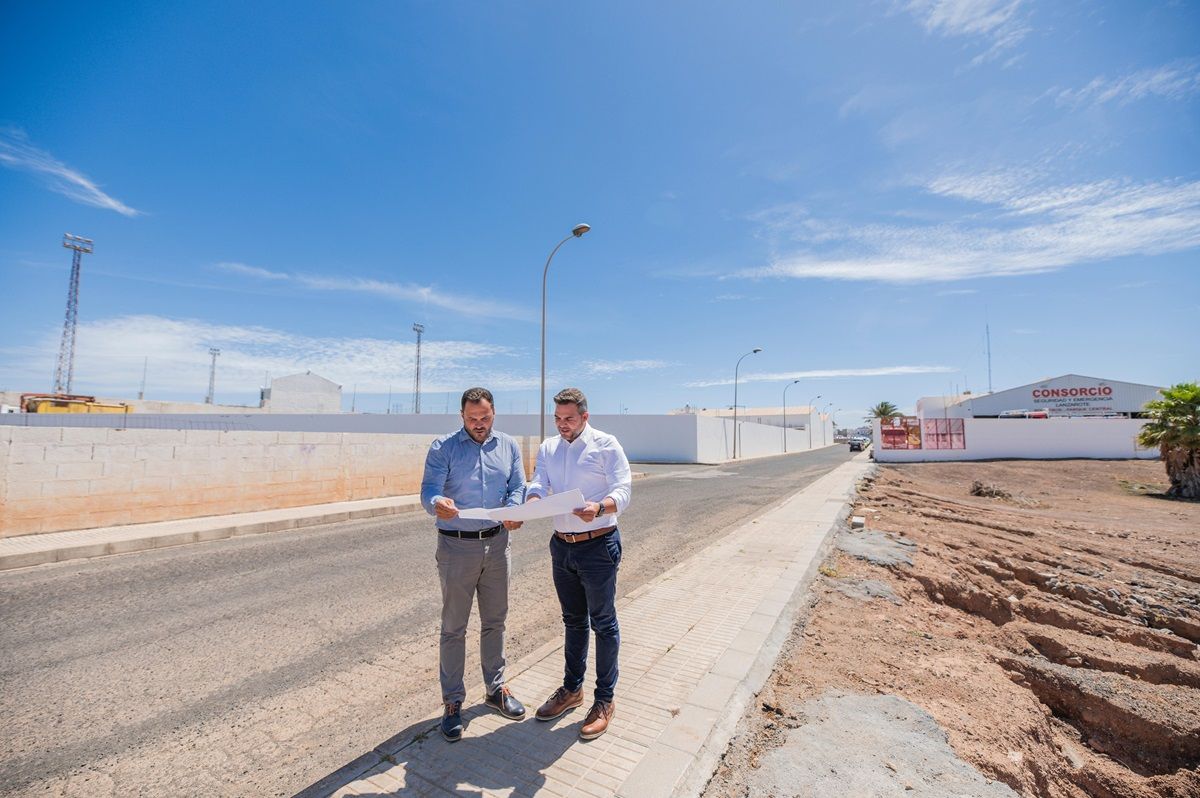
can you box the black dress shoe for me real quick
[441,700,463,741]
[484,685,526,720]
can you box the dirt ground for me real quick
[705,459,1200,798]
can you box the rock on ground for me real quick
[746,690,1019,798]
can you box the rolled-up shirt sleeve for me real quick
[604,439,632,514]
[420,439,448,516]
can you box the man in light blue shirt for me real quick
[421,386,527,741]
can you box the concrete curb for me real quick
[0,500,424,572]
[0,472,652,573]
[665,460,877,798]
[618,460,871,798]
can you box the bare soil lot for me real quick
[707,459,1200,798]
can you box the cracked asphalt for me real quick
[0,446,852,797]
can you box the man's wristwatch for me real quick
[595,500,606,518]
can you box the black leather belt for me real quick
[438,524,504,540]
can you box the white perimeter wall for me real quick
[1,412,837,465]
[873,418,1156,462]
[0,412,843,535]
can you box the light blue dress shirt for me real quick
[420,428,526,532]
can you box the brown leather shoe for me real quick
[535,686,584,721]
[579,700,615,740]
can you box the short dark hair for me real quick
[460,387,494,411]
[553,387,588,414]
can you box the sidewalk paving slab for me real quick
[299,454,874,798]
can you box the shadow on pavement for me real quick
[295,701,584,796]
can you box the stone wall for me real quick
[0,427,538,537]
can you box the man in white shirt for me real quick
[526,387,632,740]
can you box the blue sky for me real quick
[2,1,1197,421]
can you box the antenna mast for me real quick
[412,322,425,414]
[54,233,93,394]
[205,348,220,404]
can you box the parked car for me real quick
[848,436,869,451]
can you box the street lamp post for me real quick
[807,394,821,450]
[540,223,591,442]
[821,402,834,446]
[732,347,762,460]
[782,379,800,453]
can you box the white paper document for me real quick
[456,489,586,523]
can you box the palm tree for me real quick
[1137,382,1200,500]
[867,401,901,421]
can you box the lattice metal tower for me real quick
[205,348,220,404]
[412,323,425,414]
[54,233,93,394]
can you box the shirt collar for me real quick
[458,427,494,445]
[563,423,592,447]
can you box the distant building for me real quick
[672,404,820,429]
[916,374,1162,420]
[260,372,342,413]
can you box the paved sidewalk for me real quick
[0,471,659,572]
[299,454,874,798]
[0,495,424,571]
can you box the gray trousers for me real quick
[436,530,510,704]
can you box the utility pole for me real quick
[54,233,93,394]
[985,323,993,394]
[138,356,148,400]
[412,322,425,414]
[205,348,220,404]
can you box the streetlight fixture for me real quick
[732,347,762,459]
[821,402,834,446]
[807,394,822,450]
[540,223,591,442]
[782,379,800,453]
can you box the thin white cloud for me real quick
[585,359,671,376]
[216,261,531,321]
[685,365,955,388]
[0,128,141,217]
[903,0,1029,64]
[216,262,290,280]
[1055,62,1200,108]
[936,288,978,295]
[739,172,1200,283]
[6,314,527,399]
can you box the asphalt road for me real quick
[0,445,854,797]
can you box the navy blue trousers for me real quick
[550,529,621,702]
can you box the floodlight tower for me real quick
[412,323,425,414]
[54,233,93,394]
[205,348,220,404]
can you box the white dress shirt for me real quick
[527,424,632,533]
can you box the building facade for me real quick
[917,374,1162,420]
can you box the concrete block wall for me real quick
[0,427,539,538]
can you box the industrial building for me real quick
[258,372,342,413]
[875,374,1165,463]
[915,374,1162,420]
